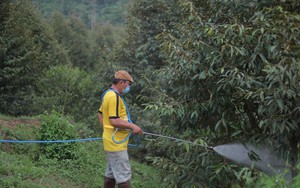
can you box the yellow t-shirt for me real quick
[99,90,131,151]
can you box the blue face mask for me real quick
[122,85,130,94]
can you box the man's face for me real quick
[120,80,131,91]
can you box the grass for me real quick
[0,114,165,188]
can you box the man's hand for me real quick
[131,124,143,135]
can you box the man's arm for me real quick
[98,112,103,129]
[110,118,142,134]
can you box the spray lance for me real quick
[114,129,292,181]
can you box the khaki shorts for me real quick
[105,150,131,184]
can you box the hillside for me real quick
[0,114,164,188]
[0,117,40,133]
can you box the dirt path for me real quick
[0,118,40,136]
[0,118,40,128]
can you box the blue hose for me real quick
[0,136,140,147]
[0,138,102,143]
[112,128,140,147]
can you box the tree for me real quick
[140,0,300,186]
[32,65,99,128]
[49,13,95,71]
[0,0,69,115]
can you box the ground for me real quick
[0,117,40,140]
[0,118,40,128]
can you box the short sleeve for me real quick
[105,92,120,118]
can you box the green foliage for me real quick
[0,152,48,188]
[97,0,129,25]
[144,128,251,187]
[138,0,300,186]
[49,12,94,71]
[92,23,124,49]
[38,112,80,160]
[89,23,125,86]
[49,10,124,72]
[0,0,119,127]
[117,0,174,74]
[0,0,69,116]
[254,164,300,188]
[31,65,99,128]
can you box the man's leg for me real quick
[104,153,116,188]
[104,176,116,188]
[118,180,130,188]
[107,151,131,187]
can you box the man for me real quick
[98,70,143,188]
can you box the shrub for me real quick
[37,112,80,160]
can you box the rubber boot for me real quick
[104,176,116,188]
[118,180,131,188]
